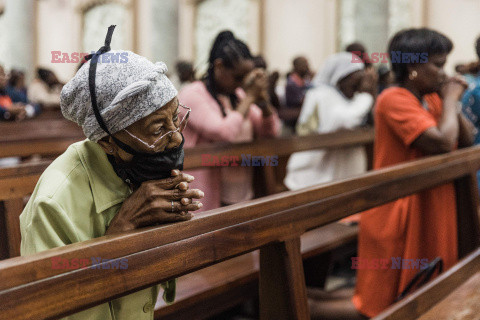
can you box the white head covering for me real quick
[311,52,365,87]
[61,50,177,142]
[297,52,366,126]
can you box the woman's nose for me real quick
[166,131,183,149]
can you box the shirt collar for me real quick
[76,140,131,214]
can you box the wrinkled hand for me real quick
[105,169,204,234]
[440,76,468,101]
[243,68,269,100]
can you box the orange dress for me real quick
[352,87,458,317]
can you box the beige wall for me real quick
[36,0,82,83]
[262,0,337,75]
[424,0,480,74]
[30,0,480,83]
[35,0,143,83]
[261,0,480,76]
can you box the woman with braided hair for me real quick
[179,30,281,211]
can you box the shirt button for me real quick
[143,301,153,313]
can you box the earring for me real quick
[409,70,418,80]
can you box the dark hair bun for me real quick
[209,30,235,63]
[215,30,235,43]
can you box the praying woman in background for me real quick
[179,30,281,211]
[284,52,377,191]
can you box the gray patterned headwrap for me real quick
[60,49,177,142]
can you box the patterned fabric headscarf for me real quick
[61,48,177,142]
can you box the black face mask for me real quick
[106,135,185,189]
[86,25,185,188]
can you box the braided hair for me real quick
[203,30,253,117]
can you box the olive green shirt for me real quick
[20,140,175,320]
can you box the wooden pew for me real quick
[374,247,480,320]
[0,161,50,259]
[0,128,374,259]
[0,128,369,317]
[0,111,84,158]
[155,223,359,320]
[0,145,479,320]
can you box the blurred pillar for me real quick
[150,0,179,72]
[0,0,35,80]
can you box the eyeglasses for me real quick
[124,103,190,151]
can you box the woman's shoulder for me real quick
[32,143,86,201]
[376,86,417,111]
[378,86,411,99]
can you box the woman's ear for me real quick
[97,136,115,155]
[406,64,418,76]
[213,58,224,72]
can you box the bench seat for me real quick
[155,222,358,320]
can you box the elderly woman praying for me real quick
[19,26,204,320]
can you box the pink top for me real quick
[178,81,281,211]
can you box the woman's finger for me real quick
[175,181,189,191]
[176,201,203,211]
[181,197,192,205]
[136,210,192,226]
[153,172,194,189]
[164,188,204,200]
[175,212,193,221]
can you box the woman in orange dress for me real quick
[352,28,475,318]
[308,28,475,320]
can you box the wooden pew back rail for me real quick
[0,146,479,319]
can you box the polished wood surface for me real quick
[417,271,480,320]
[0,146,479,319]
[260,237,310,320]
[0,111,84,158]
[0,161,51,259]
[0,161,49,200]
[155,223,358,320]
[374,247,480,320]
[454,174,480,257]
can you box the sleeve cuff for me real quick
[405,122,436,147]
